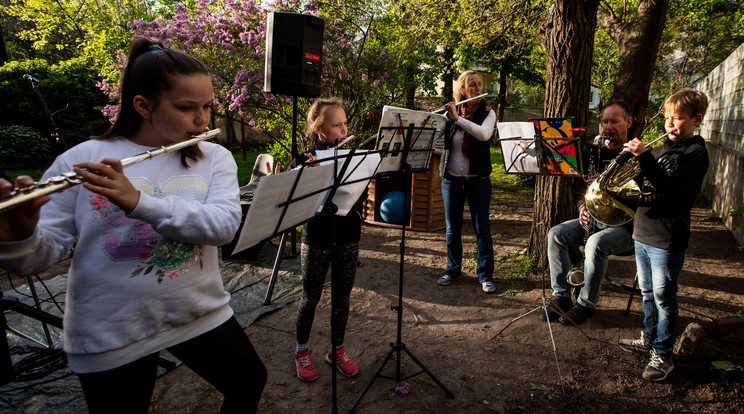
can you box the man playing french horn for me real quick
[539,101,636,325]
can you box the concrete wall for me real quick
[695,42,744,245]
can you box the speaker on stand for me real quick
[264,11,324,159]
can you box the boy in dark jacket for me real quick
[618,89,710,382]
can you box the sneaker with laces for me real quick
[294,348,318,382]
[642,349,674,381]
[437,274,457,286]
[326,346,359,377]
[618,331,652,355]
[538,296,573,322]
[481,281,496,293]
[559,303,595,326]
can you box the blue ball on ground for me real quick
[378,191,410,225]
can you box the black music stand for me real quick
[231,145,381,413]
[1,276,64,386]
[349,124,453,413]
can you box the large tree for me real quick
[529,0,601,269]
[597,0,669,136]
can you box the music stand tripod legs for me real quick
[349,161,453,413]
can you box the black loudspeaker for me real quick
[264,12,324,98]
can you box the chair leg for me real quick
[624,273,638,317]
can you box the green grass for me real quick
[490,147,534,204]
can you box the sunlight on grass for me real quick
[490,147,534,204]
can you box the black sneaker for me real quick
[539,297,573,321]
[642,349,674,381]
[559,303,595,326]
[618,331,652,355]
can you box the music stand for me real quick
[231,146,382,413]
[1,278,64,386]
[350,124,453,413]
[497,122,541,175]
[490,118,588,391]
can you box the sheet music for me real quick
[376,106,445,174]
[315,149,381,216]
[497,121,535,140]
[497,122,540,174]
[232,164,334,253]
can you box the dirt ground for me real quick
[145,194,744,414]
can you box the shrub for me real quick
[0,125,51,169]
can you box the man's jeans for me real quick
[548,219,633,308]
[441,176,494,283]
[635,241,686,357]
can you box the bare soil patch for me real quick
[94,197,744,412]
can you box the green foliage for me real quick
[2,0,164,71]
[495,249,538,281]
[729,203,744,232]
[0,125,50,169]
[591,27,619,105]
[530,384,557,400]
[645,0,744,135]
[0,58,110,151]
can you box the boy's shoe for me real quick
[618,331,652,355]
[295,348,319,382]
[642,349,674,381]
[437,274,457,286]
[559,303,595,326]
[481,281,496,293]
[538,296,573,322]
[325,346,360,378]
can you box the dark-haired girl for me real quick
[0,37,266,413]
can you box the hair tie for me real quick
[148,45,163,51]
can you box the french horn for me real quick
[584,132,670,226]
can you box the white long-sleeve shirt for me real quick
[0,137,241,373]
[444,110,497,177]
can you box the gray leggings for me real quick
[296,242,359,346]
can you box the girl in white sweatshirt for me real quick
[0,37,266,413]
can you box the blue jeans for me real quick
[635,241,686,357]
[441,176,494,283]
[548,219,634,308]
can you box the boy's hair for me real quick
[454,71,482,102]
[98,37,210,167]
[306,97,343,148]
[664,88,709,118]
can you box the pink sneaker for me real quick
[295,348,318,382]
[325,346,360,377]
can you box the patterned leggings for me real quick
[296,242,359,346]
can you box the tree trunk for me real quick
[404,65,416,108]
[599,0,669,137]
[497,61,508,122]
[441,46,455,103]
[530,0,600,270]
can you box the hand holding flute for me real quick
[430,92,488,121]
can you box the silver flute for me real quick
[432,93,488,114]
[0,128,221,213]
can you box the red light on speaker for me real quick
[304,52,320,62]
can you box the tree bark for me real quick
[497,61,508,122]
[530,0,600,270]
[598,0,669,137]
[441,46,455,103]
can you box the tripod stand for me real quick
[350,125,453,413]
